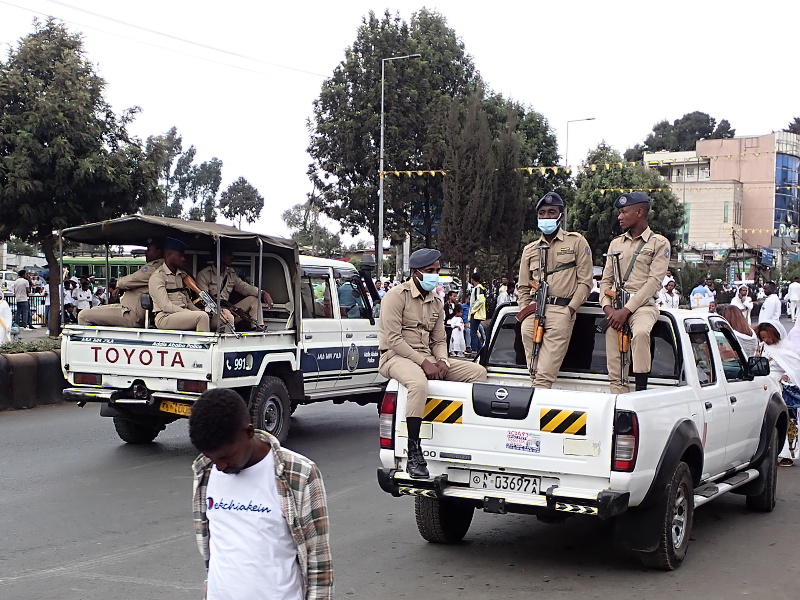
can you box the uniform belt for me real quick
[380,349,387,355]
[166,287,186,293]
[544,296,571,306]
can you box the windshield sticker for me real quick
[506,430,540,454]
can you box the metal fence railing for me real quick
[2,294,48,326]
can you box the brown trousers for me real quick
[155,310,210,332]
[521,305,575,388]
[605,305,658,393]
[379,352,487,418]
[77,304,140,328]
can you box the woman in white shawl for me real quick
[731,285,754,324]
[755,319,800,466]
[722,306,758,357]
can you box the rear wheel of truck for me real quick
[112,415,161,444]
[639,461,694,570]
[250,376,291,443]
[746,426,778,512]
[414,496,474,544]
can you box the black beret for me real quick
[615,192,650,209]
[409,248,441,270]
[163,236,188,253]
[536,192,564,211]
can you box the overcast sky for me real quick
[1,0,796,241]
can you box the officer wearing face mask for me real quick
[378,248,487,479]
[517,192,593,388]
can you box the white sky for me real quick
[0,0,796,242]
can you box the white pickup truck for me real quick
[60,216,384,444]
[377,304,788,569]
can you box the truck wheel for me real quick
[112,415,161,444]
[746,426,778,512]
[250,376,291,443]
[639,461,694,570]
[414,496,474,544]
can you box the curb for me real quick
[0,349,67,411]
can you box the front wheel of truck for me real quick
[250,376,291,443]
[415,496,474,544]
[112,415,161,444]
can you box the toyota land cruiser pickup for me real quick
[377,304,788,569]
[61,215,384,444]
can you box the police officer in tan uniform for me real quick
[599,192,670,393]
[77,239,164,328]
[378,248,487,479]
[196,246,274,330]
[517,192,593,388]
[149,237,210,332]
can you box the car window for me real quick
[301,276,334,319]
[711,325,747,381]
[689,331,716,386]
[337,280,365,319]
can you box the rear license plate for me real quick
[159,400,192,417]
[470,471,540,494]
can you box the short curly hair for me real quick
[189,388,250,452]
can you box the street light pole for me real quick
[565,117,595,171]
[378,53,420,278]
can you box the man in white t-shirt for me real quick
[190,389,333,600]
[787,277,800,321]
[758,281,782,324]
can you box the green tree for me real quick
[0,19,159,334]
[143,127,222,221]
[785,117,800,135]
[624,111,736,162]
[282,203,342,258]
[440,93,495,283]
[307,9,477,261]
[569,143,684,261]
[5,238,38,255]
[219,176,264,229]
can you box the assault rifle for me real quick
[528,244,550,378]
[183,274,240,337]
[603,251,630,385]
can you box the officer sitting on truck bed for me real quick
[77,238,164,328]
[149,237,210,332]
[378,248,487,479]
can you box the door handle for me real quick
[730,396,737,404]
[366,333,378,339]
[304,334,313,340]
[705,402,713,409]
[345,333,354,338]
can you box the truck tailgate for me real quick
[401,380,617,479]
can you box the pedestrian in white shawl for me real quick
[755,319,800,466]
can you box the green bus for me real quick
[62,253,145,289]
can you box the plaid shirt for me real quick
[192,430,333,600]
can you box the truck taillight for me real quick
[74,373,102,385]
[379,391,397,450]
[177,380,208,393]
[612,410,639,472]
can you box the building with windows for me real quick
[644,131,800,269]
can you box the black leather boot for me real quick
[407,438,429,479]
[635,373,648,391]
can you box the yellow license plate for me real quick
[160,400,192,416]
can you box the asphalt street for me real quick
[1,401,799,600]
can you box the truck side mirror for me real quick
[747,356,770,377]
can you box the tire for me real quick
[250,376,291,443]
[414,496,474,544]
[112,415,161,444]
[746,426,778,512]
[639,461,694,570]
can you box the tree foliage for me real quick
[282,203,342,258]
[143,126,222,221]
[785,117,800,135]
[0,18,159,334]
[624,111,736,162]
[569,143,685,261]
[219,176,264,229]
[307,9,476,256]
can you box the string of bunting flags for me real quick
[380,151,782,178]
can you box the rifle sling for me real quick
[545,261,576,276]
[622,239,648,285]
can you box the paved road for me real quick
[1,402,798,600]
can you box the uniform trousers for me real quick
[155,310,210,332]
[605,304,658,393]
[521,305,575,388]
[77,304,140,328]
[379,352,487,418]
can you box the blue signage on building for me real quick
[761,248,774,267]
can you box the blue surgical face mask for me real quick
[538,217,560,235]
[418,272,439,292]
